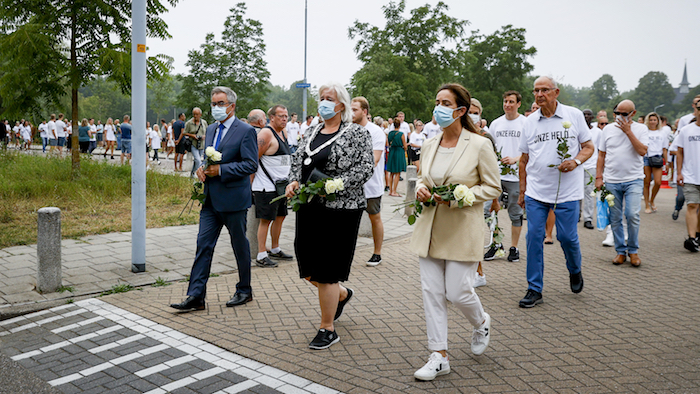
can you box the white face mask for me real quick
[469,114,480,124]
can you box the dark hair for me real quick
[393,118,401,129]
[437,83,478,133]
[306,115,313,120]
[267,104,287,118]
[178,113,185,118]
[503,90,522,103]
[290,112,297,118]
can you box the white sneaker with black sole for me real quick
[414,352,450,381]
[471,312,491,355]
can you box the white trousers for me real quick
[419,255,486,351]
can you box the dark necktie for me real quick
[214,123,225,150]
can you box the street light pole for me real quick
[654,103,665,113]
[302,0,308,121]
[131,0,147,273]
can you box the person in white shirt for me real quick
[12,121,20,148]
[96,120,104,149]
[423,116,441,140]
[396,112,411,138]
[485,91,528,263]
[286,113,300,153]
[299,115,313,140]
[596,100,649,268]
[55,113,67,156]
[678,95,700,132]
[150,124,162,164]
[20,121,32,150]
[88,118,98,154]
[675,102,700,252]
[104,117,117,159]
[642,112,669,214]
[407,120,426,171]
[352,97,386,266]
[38,121,48,153]
[581,109,601,230]
[517,76,594,308]
[47,114,57,155]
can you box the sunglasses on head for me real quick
[613,111,631,117]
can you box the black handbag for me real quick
[259,160,289,197]
[182,136,192,151]
[648,155,664,168]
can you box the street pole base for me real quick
[131,264,146,273]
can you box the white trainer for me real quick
[602,231,614,247]
[471,312,491,355]
[474,273,487,288]
[414,352,450,381]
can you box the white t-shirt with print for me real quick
[363,122,386,199]
[148,129,161,149]
[47,121,57,139]
[399,121,411,138]
[490,114,526,182]
[423,122,441,141]
[646,128,670,157]
[583,125,602,172]
[39,123,47,138]
[676,122,700,185]
[286,121,300,146]
[408,131,426,148]
[89,124,97,142]
[678,113,694,132]
[599,122,649,184]
[519,103,592,204]
[55,120,67,138]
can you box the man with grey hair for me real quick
[517,76,594,308]
[171,86,259,311]
[247,109,266,131]
[184,107,208,177]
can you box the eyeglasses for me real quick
[211,101,231,108]
[532,88,555,94]
[599,122,608,126]
[613,111,631,117]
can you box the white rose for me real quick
[495,249,506,258]
[334,178,344,191]
[590,191,597,197]
[205,146,217,158]
[605,194,615,207]
[463,189,476,206]
[325,179,338,194]
[562,121,572,129]
[453,184,469,201]
[211,151,222,162]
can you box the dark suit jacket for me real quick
[204,117,258,212]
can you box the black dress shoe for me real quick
[267,250,293,260]
[226,292,253,307]
[170,296,205,311]
[570,272,584,293]
[519,289,542,308]
[584,221,594,229]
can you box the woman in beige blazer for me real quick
[411,83,501,381]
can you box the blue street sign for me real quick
[296,83,311,88]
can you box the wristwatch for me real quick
[574,159,582,166]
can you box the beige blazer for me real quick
[409,128,502,261]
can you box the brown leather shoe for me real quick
[629,253,641,267]
[612,254,626,265]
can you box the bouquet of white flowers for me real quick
[270,177,344,212]
[395,183,475,225]
[179,147,223,217]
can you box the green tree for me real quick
[0,0,178,173]
[266,81,317,120]
[588,74,619,112]
[458,25,536,121]
[676,84,700,119]
[148,72,176,124]
[349,0,468,120]
[631,71,676,116]
[178,4,270,120]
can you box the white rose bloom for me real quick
[495,249,506,258]
[205,147,217,157]
[463,189,476,206]
[334,178,344,191]
[211,151,222,162]
[562,121,572,129]
[605,194,615,207]
[453,184,469,201]
[590,191,597,197]
[325,179,338,194]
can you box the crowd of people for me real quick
[4,78,698,382]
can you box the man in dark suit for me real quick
[171,86,259,311]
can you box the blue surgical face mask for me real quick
[318,100,340,120]
[212,105,229,121]
[433,105,464,128]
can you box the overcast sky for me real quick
[148,0,696,95]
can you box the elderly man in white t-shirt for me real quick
[517,76,594,308]
[675,102,700,252]
[596,100,649,268]
[353,97,385,266]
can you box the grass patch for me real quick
[209,273,219,277]
[99,283,134,296]
[0,150,199,248]
[66,299,74,304]
[180,274,190,283]
[57,285,75,293]
[152,277,170,287]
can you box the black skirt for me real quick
[295,201,363,284]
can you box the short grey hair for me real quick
[211,86,238,104]
[318,82,352,123]
[373,116,383,126]
[248,110,265,125]
[192,107,202,114]
[535,75,558,89]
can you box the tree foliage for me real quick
[266,81,318,120]
[178,4,270,119]
[631,71,676,116]
[588,74,619,112]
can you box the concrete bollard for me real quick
[37,207,62,293]
[246,207,259,262]
[358,211,373,238]
[406,165,417,181]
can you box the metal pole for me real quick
[653,104,665,113]
[302,0,308,121]
[131,0,147,273]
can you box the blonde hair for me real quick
[645,112,660,130]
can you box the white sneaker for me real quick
[471,313,491,355]
[414,352,450,381]
[474,273,487,288]
[602,232,614,247]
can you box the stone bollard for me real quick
[405,165,418,216]
[246,207,259,262]
[37,207,62,293]
[358,211,373,238]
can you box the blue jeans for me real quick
[525,196,582,293]
[191,146,204,176]
[606,179,643,255]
